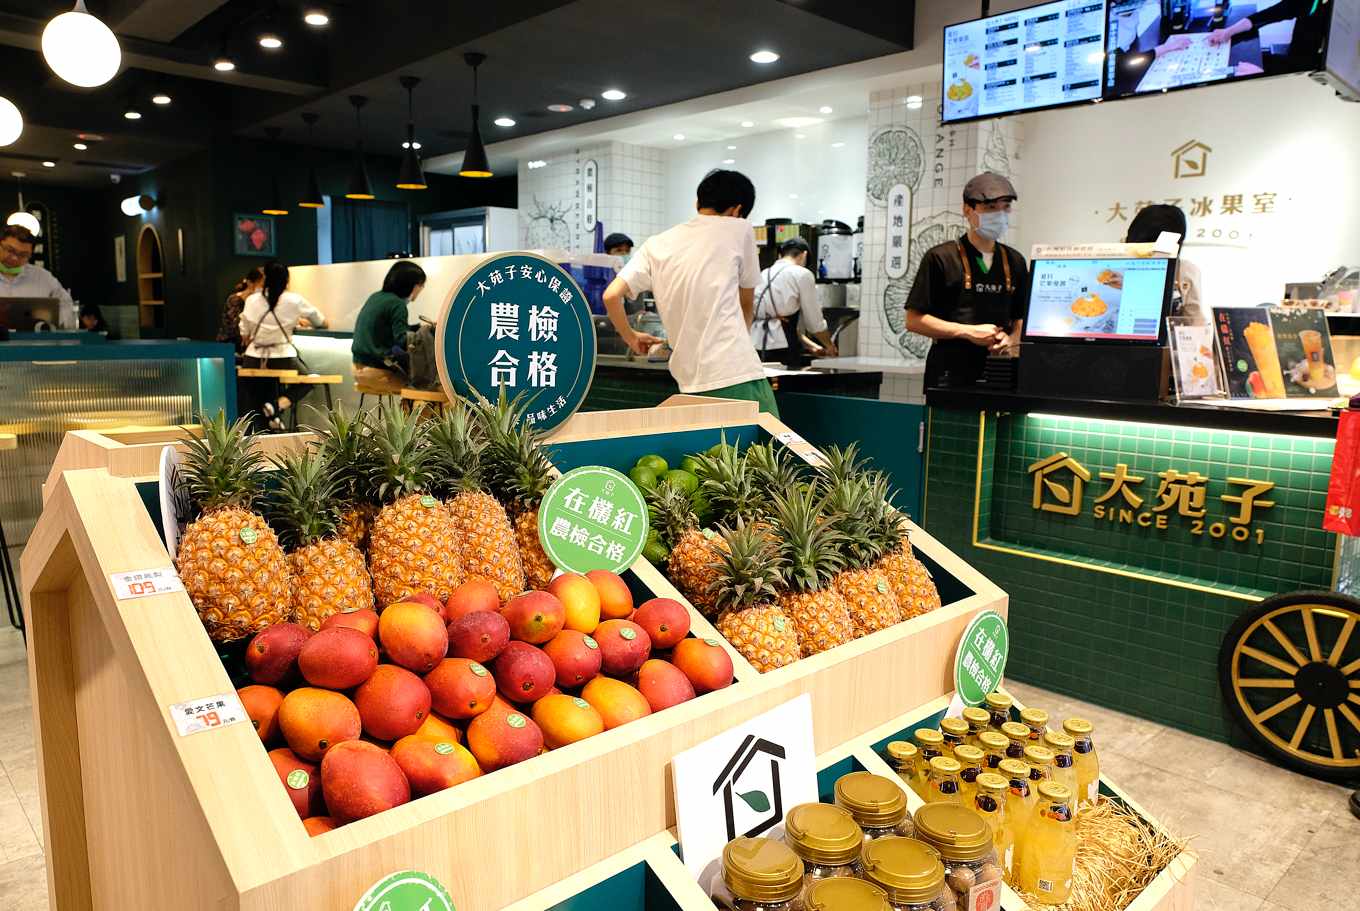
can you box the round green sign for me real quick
[538,466,649,575]
[954,610,1009,707]
[353,871,455,911]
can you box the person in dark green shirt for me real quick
[352,260,426,394]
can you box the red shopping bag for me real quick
[1324,401,1360,535]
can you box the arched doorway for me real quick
[136,224,164,334]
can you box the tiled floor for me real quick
[0,623,1353,909]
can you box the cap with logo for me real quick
[963,171,1018,205]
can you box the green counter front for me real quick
[923,389,1338,745]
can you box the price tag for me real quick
[775,431,805,446]
[111,567,185,600]
[169,692,247,737]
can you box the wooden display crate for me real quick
[23,403,1005,911]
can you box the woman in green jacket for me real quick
[351,260,426,395]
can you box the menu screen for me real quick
[942,1,1107,123]
[1327,0,1360,99]
[1024,257,1172,341]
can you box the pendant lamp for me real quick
[6,172,40,237]
[344,95,375,200]
[298,112,325,208]
[458,53,493,178]
[260,127,289,216]
[0,96,22,147]
[41,0,121,88]
[396,75,427,190]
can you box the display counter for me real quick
[0,339,234,545]
[922,386,1338,745]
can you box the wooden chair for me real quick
[399,387,450,415]
[0,433,22,633]
[279,374,342,429]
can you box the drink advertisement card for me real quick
[1268,308,1339,398]
[1168,319,1220,399]
[1213,308,1285,399]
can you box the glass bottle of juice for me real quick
[977,731,1008,770]
[914,728,945,770]
[1015,782,1076,905]
[1001,721,1030,761]
[1041,730,1078,801]
[940,717,970,759]
[1021,746,1055,834]
[962,706,991,745]
[1063,718,1100,807]
[925,756,964,806]
[886,740,927,803]
[1020,706,1049,741]
[984,692,1013,731]
[998,757,1036,872]
[973,771,1014,874]
[952,744,985,807]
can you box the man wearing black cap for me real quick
[906,171,1029,388]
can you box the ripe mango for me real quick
[303,816,337,836]
[354,664,431,741]
[391,735,482,796]
[532,694,605,749]
[413,712,463,744]
[238,684,283,744]
[593,619,652,677]
[268,747,323,819]
[278,687,362,761]
[581,677,652,730]
[425,657,497,719]
[586,570,633,620]
[298,627,379,690]
[633,598,691,649]
[541,629,603,688]
[671,637,735,693]
[321,608,379,640]
[320,740,411,823]
[466,707,544,771]
[491,641,555,703]
[548,573,601,634]
[379,602,449,673]
[635,658,695,712]
[245,622,310,685]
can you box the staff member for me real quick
[239,260,327,430]
[352,259,426,395]
[603,232,634,258]
[905,172,1028,388]
[1125,204,1205,324]
[0,224,76,328]
[751,237,838,366]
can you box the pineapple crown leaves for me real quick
[178,410,266,512]
[426,401,486,499]
[646,481,700,549]
[822,473,885,570]
[265,449,342,550]
[707,519,785,614]
[310,403,376,507]
[366,400,438,504]
[469,387,557,509]
[814,443,867,493]
[769,484,846,594]
[864,471,909,554]
[745,441,805,495]
[690,442,765,527]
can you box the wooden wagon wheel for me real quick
[1219,591,1360,782]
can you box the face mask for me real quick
[0,262,21,276]
[975,210,1010,241]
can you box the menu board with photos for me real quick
[1213,308,1339,399]
[1270,308,1339,398]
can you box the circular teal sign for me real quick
[437,252,596,434]
[353,871,455,911]
[539,466,649,574]
[954,610,1009,707]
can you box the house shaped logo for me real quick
[712,733,786,840]
[1171,140,1212,179]
[1028,452,1091,516]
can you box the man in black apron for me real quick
[905,172,1029,388]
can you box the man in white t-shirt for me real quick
[751,236,839,366]
[602,169,779,415]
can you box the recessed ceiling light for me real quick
[722,158,735,164]
[152,93,171,105]
[740,120,755,128]
[673,133,685,141]
[41,160,55,168]
[906,95,923,110]
[726,145,736,150]
[214,57,236,72]
[547,103,573,113]
[749,50,779,64]
[124,110,142,120]
[774,116,823,128]
[819,106,833,114]
[831,141,845,148]
[795,133,806,139]
[401,140,423,150]
[303,9,329,27]
[493,116,516,127]
[527,159,548,169]
[259,33,283,50]
[72,142,87,150]
[601,88,626,101]
[789,193,799,199]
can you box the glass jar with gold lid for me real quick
[1000,721,1030,761]
[859,836,953,911]
[983,692,1013,730]
[912,803,1004,911]
[834,772,915,841]
[1019,706,1050,741]
[886,741,927,802]
[804,876,893,911]
[961,706,991,745]
[712,836,805,911]
[976,731,1008,771]
[939,717,970,757]
[785,802,866,886]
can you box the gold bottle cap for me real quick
[1038,781,1073,803]
[984,692,1013,711]
[914,728,945,747]
[784,802,864,866]
[886,740,919,765]
[940,717,970,738]
[1020,707,1049,729]
[928,755,962,775]
[998,758,1031,780]
[1043,730,1075,752]
[805,875,893,911]
[962,706,991,728]
[1023,745,1055,767]
[953,744,984,766]
[976,772,1008,794]
[1001,721,1031,743]
[977,731,1008,751]
[835,772,908,827]
[860,836,946,904]
[912,803,995,861]
[721,837,804,903]
[1064,717,1094,736]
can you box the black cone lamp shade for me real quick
[298,112,325,208]
[261,127,289,215]
[396,75,427,190]
[345,95,375,201]
[458,53,493,178]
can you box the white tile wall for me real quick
[518,142,668,252]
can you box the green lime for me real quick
[707,442,734,458]
[680,455,703,475]
[636,454,669,475]
[629,465,659,490]
[663,469,699,494]
[691,491,714,524]
[642,540,670,564]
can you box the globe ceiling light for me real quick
[6,211,40,235]
[42,1,122,88]
[0,97,22,147]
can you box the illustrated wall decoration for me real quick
[233,214,276,257]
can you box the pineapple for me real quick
[710,521,801,673]
[267,449,374,629]
[312,403,377,552]
[745,441,805,515]
[474,390,558,590]
[366,402,464,607]
[691,440,764,528]
[824,473,903,635]
[865,475,941,619]
[769,485,857,656]
[648,482,727,617]
[176,412,292,642]
[428,402,525,602]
